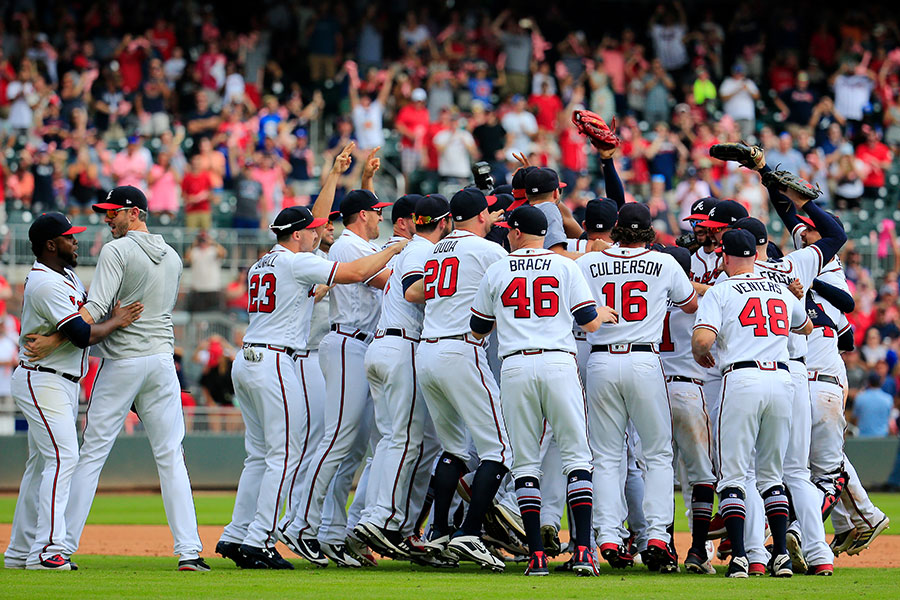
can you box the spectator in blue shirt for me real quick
[853,373,895,438]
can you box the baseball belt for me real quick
[808,372,842,387]
[503,349,576,360]
[665,375,704,385]
[330,324,374,344]
[18,361,80,383]
[590,343,656,354]
[722,361,788,374]
[375,328,420,342]
[421,333,485,347]
[242,343,309,360]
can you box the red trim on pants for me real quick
[270,353,291,548]
[27,372,61,553]
[473,347,507,463]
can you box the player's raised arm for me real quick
[312,141,355,220]
[811,278,855,313]
[332,239,408,284]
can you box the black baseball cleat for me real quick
[524,551,549,576]
[360,523,409,559]
[599,542,633,569]
[770,553,793,578]
[25,554,75,570]
[554,555,575,572]
[727,556,749,578]
[292,535,329,567]
[217,540,254,568]
[684,549,715,574]
[178,557,211,571]
[645,539,679,573]
[238,544,294,570]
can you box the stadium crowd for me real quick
[0,2,899,445]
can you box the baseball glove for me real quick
[572,110,620,151]
[709,143,766,170]
[761,168,822,200]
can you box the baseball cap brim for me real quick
[328,210,342,221]
[372,201,393,209]
[797,215,816,229]
[486,195,499,207]
[683,213,710,221]
[697,218,729,228]
[92,203,127,211]
[496,221,511,229]
[63,225,87,235]
[508,198,528,212]
[306,217,328,229]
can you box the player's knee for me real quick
[477,459,509,479]
[438,451,469,475]
[691,482,716,504]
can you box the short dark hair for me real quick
[610,225,656,246]
[276,232,293,244]
[343,212,360,226]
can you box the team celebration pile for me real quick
[2,0,896,583]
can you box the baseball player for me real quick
[3,213,141,571]
[57,186,205,571]
[692,228,813,578]
[575,203,698,573]
[471,205,617,576]
[290,187,392,568]
[356,195,452,558]
[656,245,717,574]
[216,205,406,569]
[410,187,511,571]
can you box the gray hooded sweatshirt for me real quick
[83,230,183,359]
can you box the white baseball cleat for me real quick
[448,534,505,571]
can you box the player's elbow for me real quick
[679,297,699,314]
[332,263,366,284]
[580,319,601,333]
[797,320,814,335]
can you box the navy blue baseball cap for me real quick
[616,202,652,230]
[659,245,691,276]
[491,183,513,196]
[698,200,748,229]
[524,167,567,196]
[732,217,768,246]
[511,166,537,202]
[93,185,148,212]
[270,206,327,234]
[721,229,757,257]
[29,212,87,247]
[451,188,490,222]
[340,189,392,218]
[391,194,422,223]
[585,198,619,231]
[328,210,342,222]
[486,193,515,213]
[414,194,450,225]
[501,205,548,236]
[683,197,719,221]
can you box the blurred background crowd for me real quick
[0,0,898,467]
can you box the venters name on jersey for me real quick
[589,259,662,278]
[733,280,783,295]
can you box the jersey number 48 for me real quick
[738,297,789,337]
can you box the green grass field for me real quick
[1,492,898,599]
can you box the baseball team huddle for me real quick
[2,109,891,579]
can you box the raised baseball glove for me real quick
[572,110,620,151]
[761,168,822,200]
[709,143,766,170]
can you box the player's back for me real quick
[421,230,507,338]
[376,235,432,334]
[576,247,695,345]
[698,274,803,366]
[474,248,593,358]
[244,246,337,350]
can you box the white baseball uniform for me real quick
[690,247,724,435]
[471,248,595,480]
[576,247,696,545]
[295,229,384,542]
[220,245,337,550]
[416,229,510,466]
[5,263,87,566]
[362,234,436,533]
[64,231,202,561]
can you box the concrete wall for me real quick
[0,434,897,492]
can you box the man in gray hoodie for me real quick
[61,186,207,571]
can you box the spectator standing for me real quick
[719,64,760,139]
[184,230,226,312]
[643,59,675,125]
[774,71,817,131]
[856,125,893,200]
[135,58,171,137]
[674,166,711,223]
[529,80,563,132]
[501,95,538,155]
[307,6,342,82]
[67,146,101,216]
[433,113,478,187]
[6,59,38,138]
[832,61,875,131]
[853,373,895,437]
[249,151,290,223]
[395,88,430,177]
[110,135,152,189]
[831,150,866,209]
[349,65,394,151]
[186,91,221,144]
[147,150,181,219]
[31,146,57,213]
[181,154,215,230]
[491,10,533,96]
[648,1,689,83]
[765,132,809,179]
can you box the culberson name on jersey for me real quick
[509,257,552,272]
[588,258,662,279]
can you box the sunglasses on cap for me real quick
[365,207,383,216]
[414,212,449,225]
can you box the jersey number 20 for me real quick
[249,273,276,313]
[423,258,459,300]
[500,276,560,318]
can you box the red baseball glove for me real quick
[571,110,620,151]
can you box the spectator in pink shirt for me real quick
[147,150,181,218]
[249,151,291,223]
[110,135,151,188]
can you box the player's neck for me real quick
[127,221,150,234]
[36,256,67,275]
[345,222,372,240]
[514,240,544,251]
[392,226,413,240]
[618,242,644,249]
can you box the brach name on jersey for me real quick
[587,257,663,278]
[509,257,552,272]
[733,280,783,295]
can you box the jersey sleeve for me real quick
[470,267,496,322]
[291,251,338,287]
[539,204,567,250]
[31,279,84,330]
[667,257,697,307]
[401,243,432,281]
[567,261,597,314]
[83,242,127,321]
[693,287,722,335]
[788,293,812,333]
[790,245,824,287]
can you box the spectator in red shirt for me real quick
[197,41,226,92]
[114,34,150,94]
[182,153,215,230]
[856,125,894,198]
[394,88,431,176]
[150,19,177,60]
[529,80,563,131]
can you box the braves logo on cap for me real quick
[106,189,113,201]
[695,200,704,211]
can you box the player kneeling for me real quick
[691,229,813,578]
[470,206,617,576]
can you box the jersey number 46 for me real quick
[500,276,560,318]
